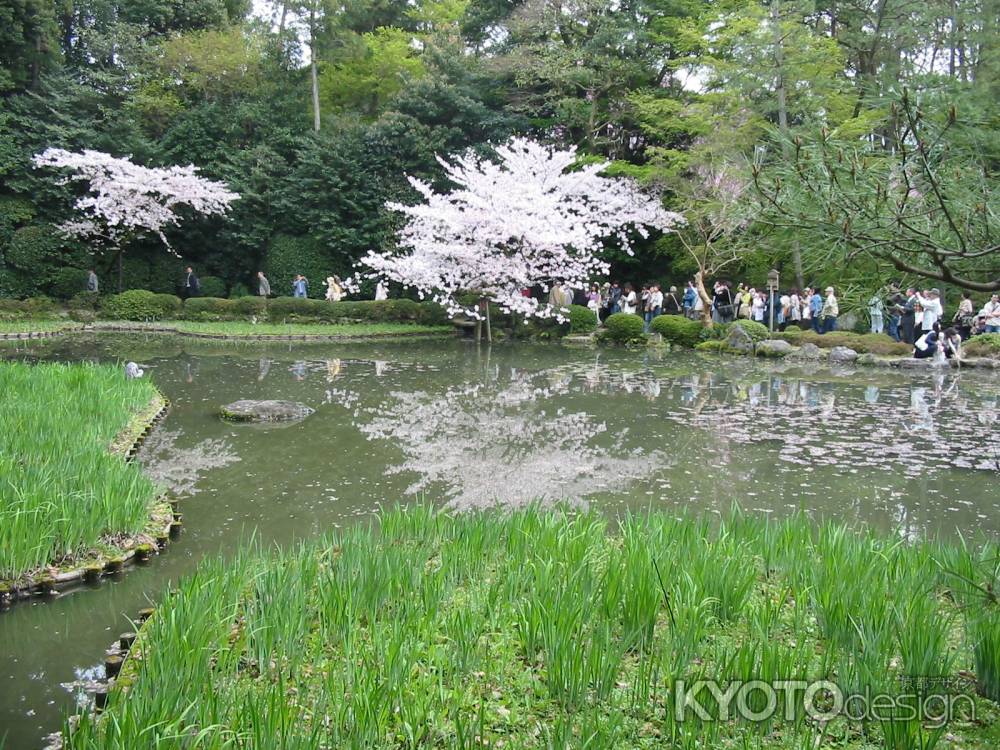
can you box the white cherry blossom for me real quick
[32,148,239,257]
[358,137,683,319]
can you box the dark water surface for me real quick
[2,334,998,747]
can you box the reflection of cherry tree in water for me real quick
[328,361,670,510]
[137,428,241,497]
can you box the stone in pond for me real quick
[725,324,755,354]
[755,339,794,357]
[827,346,859,363]
[220,400,314,423]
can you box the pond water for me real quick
[1,334,999,747]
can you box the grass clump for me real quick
[0,362,161,582]
[965,333,1000,359]
[650,314,703,347]
[68,506,1000,750]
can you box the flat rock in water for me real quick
[220,400,314,423]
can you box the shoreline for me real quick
[0,391,177,607]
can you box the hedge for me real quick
[650,314,702,347]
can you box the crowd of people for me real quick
[560,278,1000,358]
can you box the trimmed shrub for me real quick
[651,314,702,347]
[198,275,227,299]
[599,312,645,345]
[183,297,238,321]
[731,319,770,343]
[567,304,598,334]
[964,333,1000,359]
[233,296,267,317]
[779,326,803,342]
[101,290,181,321]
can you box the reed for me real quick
[63,506,1000,749]
[0,362,160,582]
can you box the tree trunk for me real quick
[771,0,804,289]
[117,249,124,293]
[694,271,713,326]
[278,0,288,34]
[309,8,320,132]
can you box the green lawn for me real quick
[68,506,1000,749]
[0,362,161,582]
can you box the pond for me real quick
[1,334,999,747]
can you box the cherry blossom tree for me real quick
[32,148,240,291]
[358,137,683,338]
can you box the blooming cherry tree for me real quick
[358,137,683,324]
[32,148,239,288]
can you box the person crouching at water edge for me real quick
[914,324,962,361]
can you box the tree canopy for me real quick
[1,0,997,299]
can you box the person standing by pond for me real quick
[292,274,309,298]
[821,286,838,333]
[915,288,943,340]
[900,287,917,343]
[621,282,637,314]
[86,269,99,293]
[663,285,682,315]
[868,291,885,334]
[713,282,735,323]
[682,280,697,319]
[183,266,200,298]
[953,292,975,339]
[809,287,824,332]
[606,281,622,315]
[257,271,271,297]
[980,294,1000,333]
[644,283,663,332]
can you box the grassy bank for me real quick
[144,321,453,337]
[0,362,162,583]
[0,320,83,334]
[69,506,1000,749]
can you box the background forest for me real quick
[1,0,997,303]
